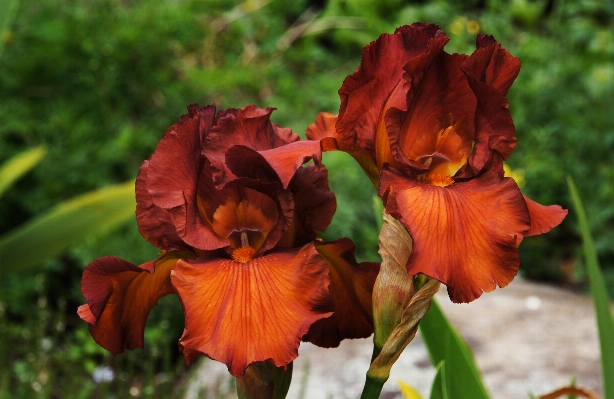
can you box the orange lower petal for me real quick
[303,238,380,347]
[523,195,567,236]
[78,252,189,353]
[380,168,531,303]
[170,244,332,377]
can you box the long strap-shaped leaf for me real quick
[568,177,614,399]
[419,299,490,399]
[0,181,136,274]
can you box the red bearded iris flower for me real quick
[308,23,567,303]
[78,104,379,377]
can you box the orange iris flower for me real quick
[78,104,379,377]
[308,23,567,303]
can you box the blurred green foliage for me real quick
[0,0,612,397]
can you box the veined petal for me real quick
[136,161,190,251]
[337,23,445,158]
[147,105,228,250]
[78,252,190,353]
[171,244,332,377]
[303,238,380,347]
[380,168,531,303]
[523,195,567,236]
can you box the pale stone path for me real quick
[185,278,603,399]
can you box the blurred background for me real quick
[0,0,612,397]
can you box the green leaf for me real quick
[0,0,19,59]
[0,181,136,274]
[567,176,614,399]
[0,146,46,197]
[419,299,490,399]
[429,361,449,399]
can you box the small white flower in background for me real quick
[92,366,114,383]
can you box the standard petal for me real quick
[289,165,337,245]
[464,35,521,97]
[147,105,228,250]
[458,38,520,177]
[380,168,531,303]
[225,140,323,189]
[337,23,445,158]
[386,41,475,171]
[303,238,380,347]
[203,105,300,188]
[171,244,332,377]
[135,161,191,251]
[78,252,189,353]
[523,195,567,236]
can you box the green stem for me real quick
[360,345,386,399]
[359,374,386,399]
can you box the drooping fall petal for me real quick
[78,252,191,353]
[171,243,332,377]
[523,195,568,236]
[302,238,380,347]
[380,167,531,303]
[146,105,228,250]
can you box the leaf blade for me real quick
[0,146,46,197]
[419,299,490,399]
[0,181,136,273]
[567,176,614,399]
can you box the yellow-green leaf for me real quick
[399,380,425,399]
[0,181,136,274]
[0,146,46,197]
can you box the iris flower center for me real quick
[231,231,257,263]
[424,172,455,187]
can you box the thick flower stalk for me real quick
[308,23,567,303]
[78,104,379,378]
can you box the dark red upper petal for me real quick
[224,140,323,189]
[456,37,521,178]
[380,167,531,303]
[303,238,380,347]
[289,164,337,245]
[135,161,191,251]
[146,105,228,251]
[203,105,300,188]
[336,23,446,159]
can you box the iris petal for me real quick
[171,243,332,377]
[380,168,531,303]
[78,252,190,353]
[303,238,380,347]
